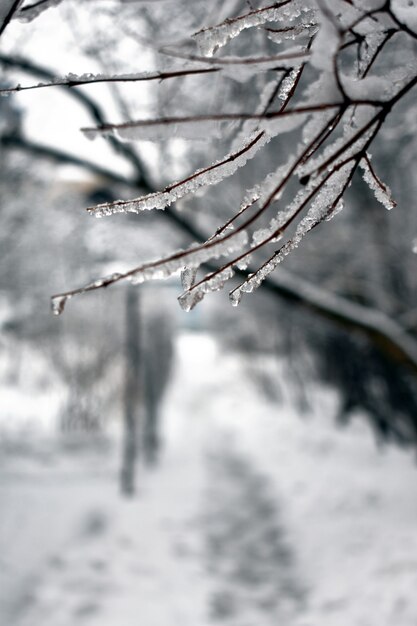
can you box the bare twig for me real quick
[0,0,22,37]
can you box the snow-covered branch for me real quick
[0,0,22,37]
[3,0,417,337]
[52,0,414,315]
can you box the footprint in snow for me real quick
[202,444,307,625]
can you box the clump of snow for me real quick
[392,0,417,31]
[193,1,312,57]
[309,7,340,72]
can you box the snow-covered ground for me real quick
[1,332,417,626]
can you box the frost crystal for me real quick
[230,162,353,306]
[193,1,311,57]
[266,17,318,45]
[279,69,301,100]
[299,114,378,180]
[357,31,387,77]
[88,131,269,216]
[359,155,397,210]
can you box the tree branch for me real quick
[1,134,133,187]
[262,269,417,377]
[3,33,417,377]
[0,0,22,38]
[0,53,149,186]
[4,124,417,376]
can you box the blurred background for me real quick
[1,2,417,625]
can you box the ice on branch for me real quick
[242,161,291,213]
[232,66,306,145]
[51,294,72,316]
[116,231,248,285]
[178,266,235,312]
[87,131,269,216]
[299,114,379,180]
[250,170,319,247]
[359,155,397,210]
[357,31,387,78]
[266,19,318,44]
[301,108,338,145]
[51,230,248,315]
[57,71,166,86]
[181,266,198,290]
[192,0,313,57]
[230,163,353,307]
[279,69,301,100]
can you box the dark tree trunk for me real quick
[120,287,141,496]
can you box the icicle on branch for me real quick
[192,0,307,57]
[51,229,248,316]
[359,153,397,210]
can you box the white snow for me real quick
[359,155,397,210]
[17,0,64,22]
[192,1,311,58]
[391,0,417,31]
[309,6,340,72]
[1,333,417,626]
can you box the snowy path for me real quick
[202,444,306,624]
[1,332,417,626]
[0,472,112,623]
